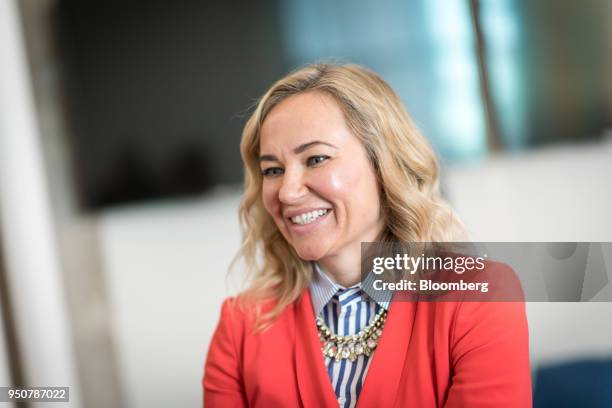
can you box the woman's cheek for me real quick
[325,165,360,195]
[261,184,279,218]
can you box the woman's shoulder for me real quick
[410,258,528,347]
[440,258,527,324]
[215,291,303,334]
[218,293,285,314]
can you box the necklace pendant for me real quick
[323,343,336,358]
[335,346,344,361]
[355,342,365,356]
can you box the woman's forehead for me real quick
[259,92,352,152]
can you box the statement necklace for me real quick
[317,308,388,362]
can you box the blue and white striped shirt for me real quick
[310,263,391,408]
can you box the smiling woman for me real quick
[203,63,532,407]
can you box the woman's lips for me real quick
[283,207,332,219]
[286,208,333,234]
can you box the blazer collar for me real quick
[294,290,417,407]
[294,290,339,407]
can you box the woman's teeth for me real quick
[290,209,330,225]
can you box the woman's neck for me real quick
[318,223,386,287]
[318,250,361,287]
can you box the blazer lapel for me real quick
[356,300,416,407]
[294,290,339,408]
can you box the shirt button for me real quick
[338,397,345,405]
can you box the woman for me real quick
[203,63,531,407]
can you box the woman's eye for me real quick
[307,155,330,166]
[261,167,284,177]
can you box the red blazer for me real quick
[203,291,532,407]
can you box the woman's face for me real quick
[259,91,384,261]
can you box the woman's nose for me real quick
[278,168,308,204]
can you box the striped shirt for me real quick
[310,263,391,408]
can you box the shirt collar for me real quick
[309,262,391,316]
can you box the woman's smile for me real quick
[285,208,333,234]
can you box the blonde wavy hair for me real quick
[234,63,465,329]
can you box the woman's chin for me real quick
[292,244,329,261]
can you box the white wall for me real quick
[444,138,612,242]
[98,139,612,407]
[98,187,242,408]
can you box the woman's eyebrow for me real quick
[259,154,278,163]
[259,141,338,162]
[293,140,337,154]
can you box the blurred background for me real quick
[1,0,611,406]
